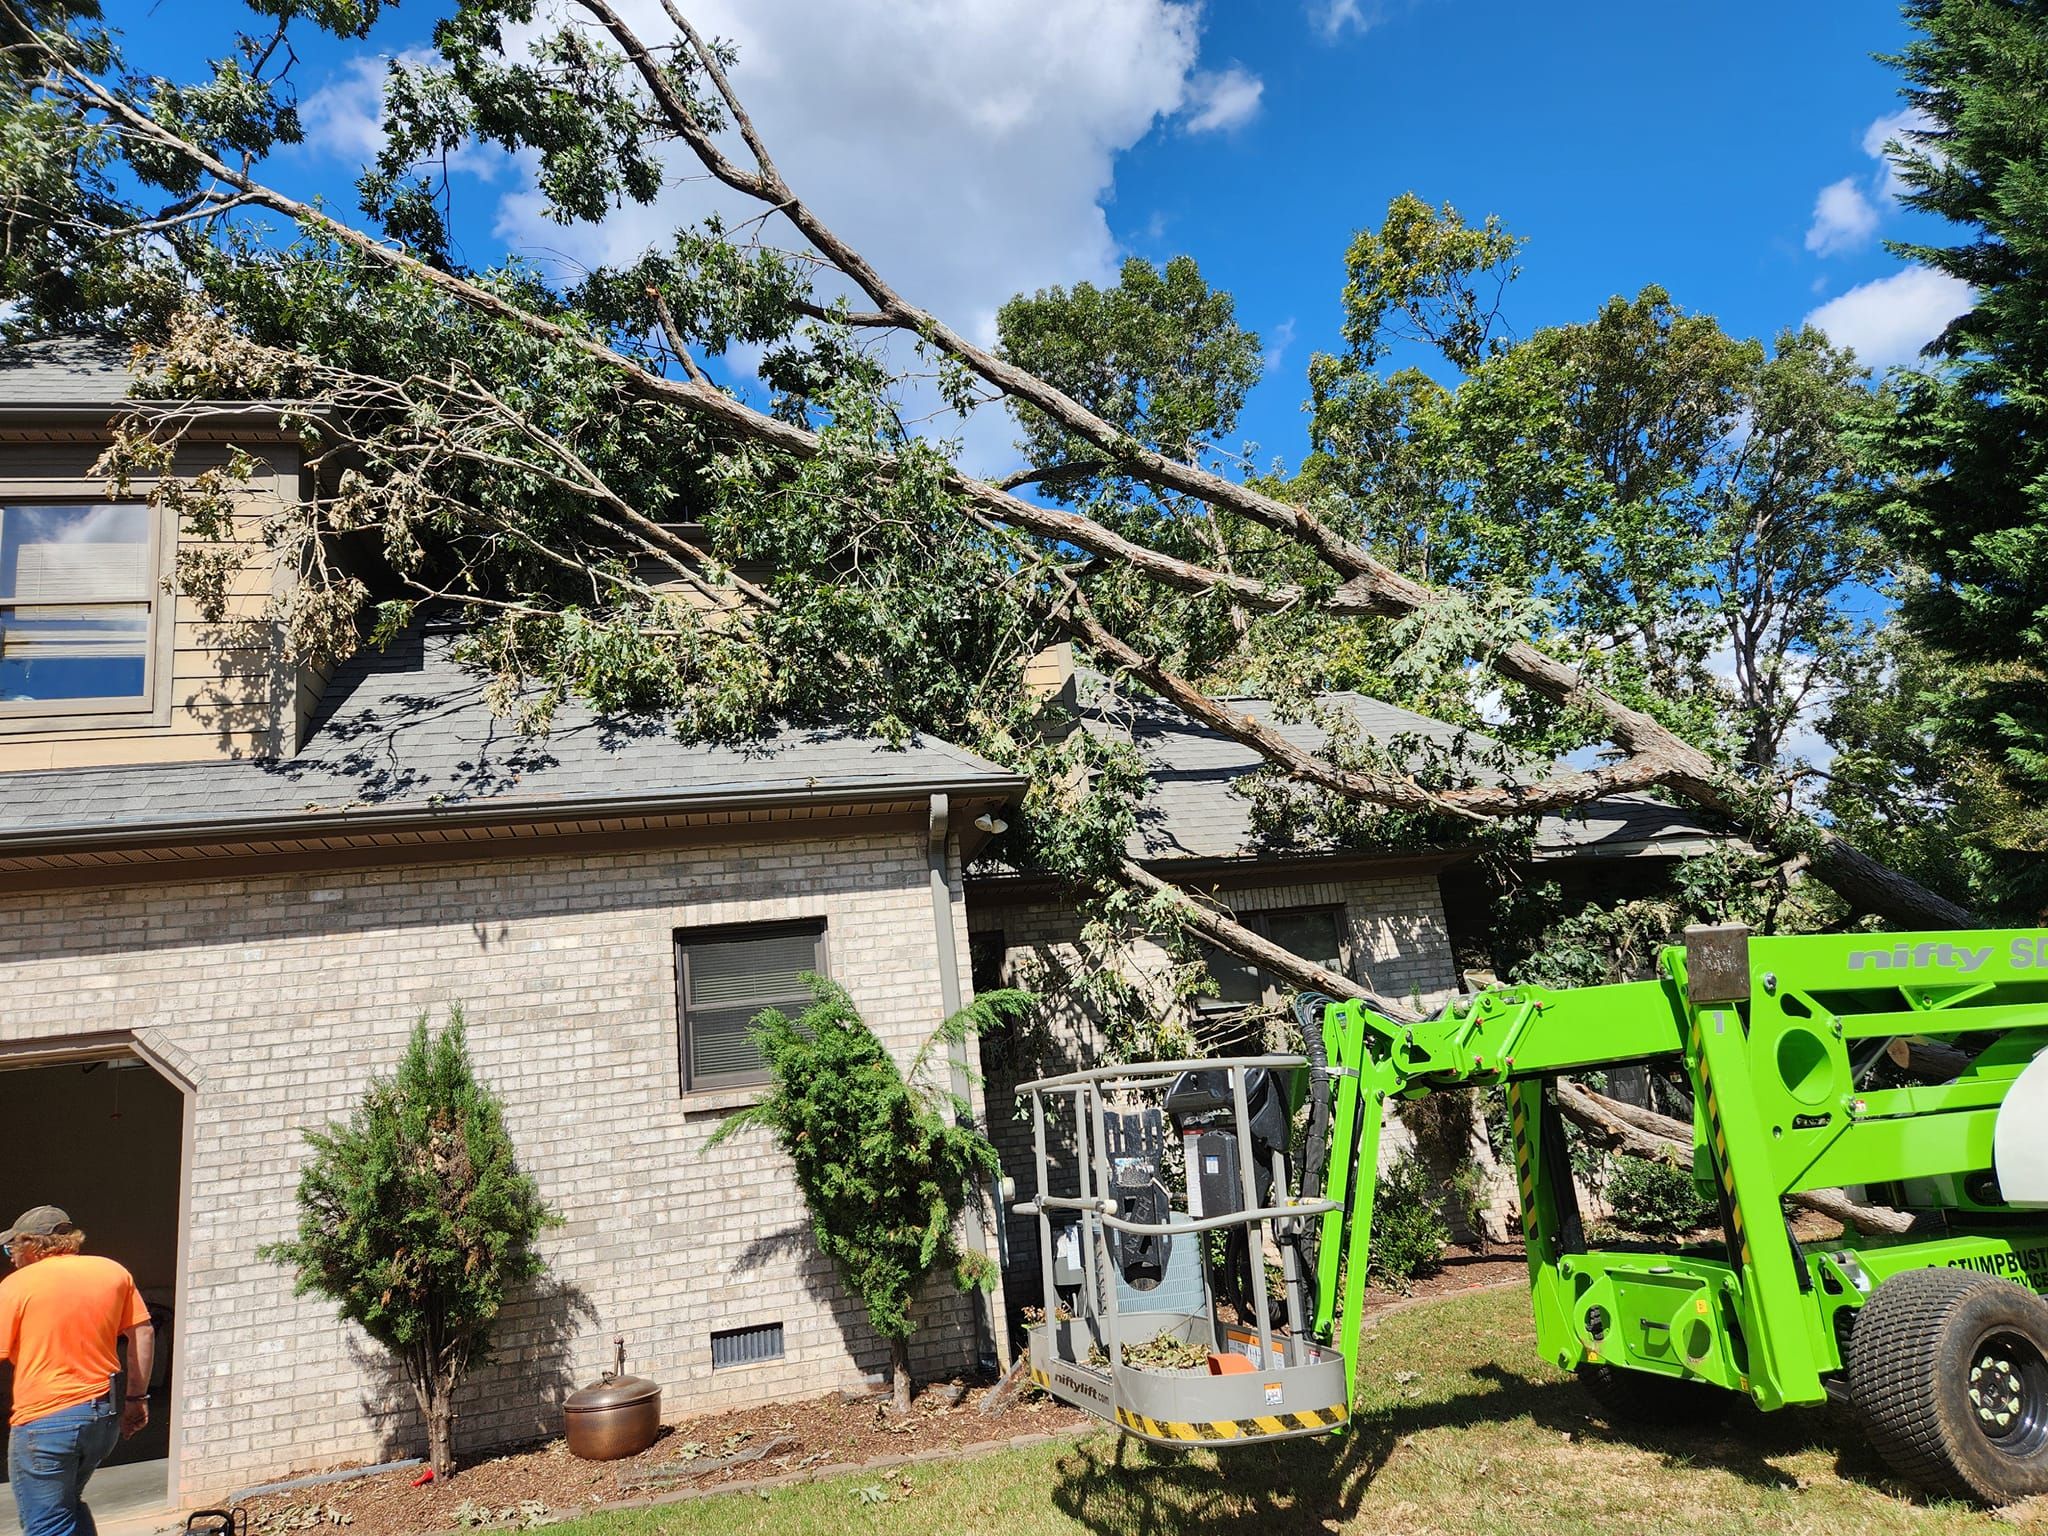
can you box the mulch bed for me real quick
[233,1246,1528,1536]
[236,1380,1084,1536]
[1362,1246,1529,1309]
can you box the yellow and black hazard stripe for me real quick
[1509,1089,1539,1251]
[1112,1403,1348,1442]
[1689,1014,1752,1272]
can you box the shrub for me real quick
[263,1008,558,1477]
[1604,1154,1716,1239]
[709,977,1032,1412]
[1368,1150,1449,1287]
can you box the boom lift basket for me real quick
[1013,1055,1349,1444]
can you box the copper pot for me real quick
[564,1336,662,1460]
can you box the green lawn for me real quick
[552,1286,2035,1536]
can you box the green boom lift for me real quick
[1014,924,2048,1504]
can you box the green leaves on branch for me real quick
[1864,0,2048,915]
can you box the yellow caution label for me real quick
[1111,1402,1348,1442]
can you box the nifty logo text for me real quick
[1847,935,2048,975]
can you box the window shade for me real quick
[678,923,825,1089]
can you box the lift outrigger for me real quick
[1014,925,2048,1504]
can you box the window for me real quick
[968,930,1006,995]
[674,920,827,1091]
[1199,906,1348,1013]
[0,503,161,714]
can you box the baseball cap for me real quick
[1,1206,76,1246]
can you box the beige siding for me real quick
[0,435,298,768]
[0,825,989,1503]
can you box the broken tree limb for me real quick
[27,11,1980,932]
[1554,1080,1914,1237]
[1886,1037,1974,1082]
[977,1354,1032,1417]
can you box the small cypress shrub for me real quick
[1368,1150,1449,1287]
[262,1008,558,1477]
[709,977,1032,1413]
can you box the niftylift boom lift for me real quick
[1013,924,2048,1505]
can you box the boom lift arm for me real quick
[1015,925,2048,1503]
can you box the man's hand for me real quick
[121,1319,155,1439]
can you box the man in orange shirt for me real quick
[1,1206,154,1536]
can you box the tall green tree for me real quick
[1297,200,1891,785]
[1871,0,2048,915]
[263,1009,558,1478]
[707,980,1029,1413]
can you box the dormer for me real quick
[0,338,310,768]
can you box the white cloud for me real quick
[1801,104,1937,259]
[1862,105,1936,202]
[299,50,506,181]
[300,54,392,162]
[478,1,1248,471]
[1311,0,1390,38]
[1182,66,1263,134]
[1805,265,1972,369]
[1805,176,1880,256]
[1262,316,1296,374]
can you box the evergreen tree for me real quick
[1876,0,2048,913]
[263,1008,558,1478]
[709,978,1029,1413]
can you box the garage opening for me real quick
[0,1053,184,1527]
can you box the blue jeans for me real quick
[7,1389,122,1536]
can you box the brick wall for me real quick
[968,868,1461,1307]
[0,823,988,1501]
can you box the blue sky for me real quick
[116,1,1958,477]
[1117,4,1952,458]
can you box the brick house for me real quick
[0,341,1022,1515]
[0,340,1717,1514]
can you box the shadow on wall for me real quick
[736,1223,973,1387]
[347,1277,597,1467]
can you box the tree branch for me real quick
[23,7,1977,928]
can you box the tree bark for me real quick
[1459,1092,1517,1245]
[427,1390,455,1479]
[1886,1036,1973,1082]
[889,1335,913,1416]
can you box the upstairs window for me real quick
[1198,906,1348,1013]
[674,920,828,1091]
[0,504,161,714]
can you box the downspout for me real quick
[929,794,1009,1373]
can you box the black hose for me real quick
[1290,992,1337,1276]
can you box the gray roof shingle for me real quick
[0,627,1023,848]
[0,336,137,411]
[1078,675,1720,864]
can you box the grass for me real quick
[545,1286,2035,1536]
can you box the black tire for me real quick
[1577,1362,1732,1427]
[1848,1267,2048,1505]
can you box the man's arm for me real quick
[121,1320,154,1437]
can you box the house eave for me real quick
[0,400,318,435]
[0,773,1028,890]
[965,845,1467,905]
